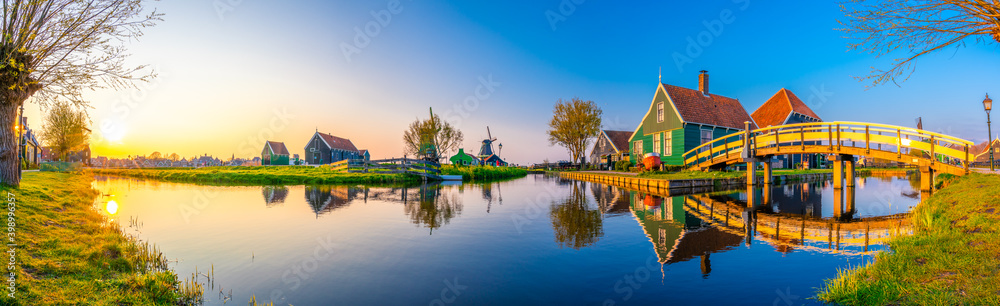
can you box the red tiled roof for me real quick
[972,138,1000,162]
[751,88,822,128]
[266,141,290,155]
[603,130,633,152]
[662,83,757,130]
[317,132,359,152]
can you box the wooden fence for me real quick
[329,158,442,178]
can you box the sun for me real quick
[106,200,119,215]
[100,122,127,143]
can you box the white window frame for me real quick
[700,129,714,152]
[653,133,661,155]
[664,132,672,156]
[634,140,643,158]
[657,102,664,122]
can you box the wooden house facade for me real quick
[750,88,824,169]
[262,141,290,165]
[450,148,480,166]
[590,130,633,169]
[304,131,361,165]
[629,71,756,166]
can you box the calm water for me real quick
[91,174,921,305]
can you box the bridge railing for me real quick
[682,121,975,170]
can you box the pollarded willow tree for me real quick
[0,0,160,186]
[402,108,463,162]
[840,0,1000,87]
[547,97,602,168]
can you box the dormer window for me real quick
[657,102,664,122]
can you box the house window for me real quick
[634,140,643,158]
[664,132,672,156]
[700,129,713,152]
[653,134,660,155]
[657,102,664,122]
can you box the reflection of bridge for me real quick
[683,122,974,190]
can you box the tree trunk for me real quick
[0,98,20,187]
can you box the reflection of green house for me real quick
[262,141,290,165]
[449,148,479,166]
[629,192,741,264]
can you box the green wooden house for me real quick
[450,148,479,166]
[262,141,290,165]
[629,71,757,166]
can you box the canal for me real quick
[91,174,921,305]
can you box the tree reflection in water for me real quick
[550,181,604,249]
[262,186,289,206]
[403,184,463,234]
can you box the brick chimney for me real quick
[698,70,709,95]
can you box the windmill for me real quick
[478,126,497,158]
[916,117,923,130]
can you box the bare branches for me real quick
[0,0,161,106]
[547,97,602,163]
[840,0,1000,87]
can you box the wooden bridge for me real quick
[329,158,442,179]
[682,121,975,190]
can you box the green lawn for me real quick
[817,173,1000,305]
[3,172,200,305]
[440,165,528,181]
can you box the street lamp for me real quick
[497,143,502,156]
[985,94,994,171]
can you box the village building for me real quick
[589,130,633,169]
[262,141,290,165]
[750,88,824,169]
[629,71,756,166]
[22,129,40,168]
[358,149,371,161]
[972,138,1000,166]
[304,131,361,165]
[450,148,480,166]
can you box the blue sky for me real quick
[39,0,999,164]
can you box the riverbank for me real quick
[440,165,528,181]
[3,172,199,305]
[817,173,1000,305]
[90,166,422,185]
[91,165,528,185]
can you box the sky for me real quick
[26,0,1000,165]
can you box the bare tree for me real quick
[547,97,602,168]
[39,101,88,161]
[0,0,161,186]
[402,108,463,161]
[840,0,1000,87]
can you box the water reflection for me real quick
[401,184,462,234]
[262,186,289,206]
[303,185,361,216]
[550,181,604,249]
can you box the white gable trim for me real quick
[632,84,686,140]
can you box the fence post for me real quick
[965,144,970,174]
[828,124,833,151]
[800,126,805,151]
[897,129,902,159]
[836,124,841,151]
[865,125,870,154]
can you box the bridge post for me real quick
[844,155,856,187]
[919,166,935,191]
[833,186,843,218]
[746,159,758,186]
[831,155,844,189]
[761,156,773,184]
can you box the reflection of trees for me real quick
[550,181,604,249]
[305,186,360,216]
[403,184,463,233]
[262,186,289,206]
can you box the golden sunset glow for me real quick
[106,200,119,215]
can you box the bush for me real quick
[40,161,82,172]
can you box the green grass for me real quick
[440,165,528,181]
[90,166,424,185]
[2,172,201,305]
[816,173,1000,305]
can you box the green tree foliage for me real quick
[39,101,89,161]
[547,97,602,165]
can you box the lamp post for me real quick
[986,94,994,171]
[17,104,23,177]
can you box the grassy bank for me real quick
[90,166,422,185]
[440,165,528,181]
[817,173,1000,305]
[3,172,199,305]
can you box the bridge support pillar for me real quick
[745,158,759,186]
[831,158,844,189]
[919,166,935,191]
[844,156,856,187]
[761,156,774,184]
